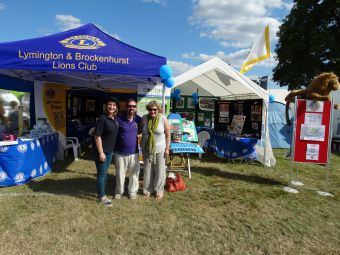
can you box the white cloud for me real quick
[168,60,194,77]
[55,14,83,31]
[182,49,277,69]
[190,0,291,48]
[0,2,5,10]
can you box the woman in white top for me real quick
[140,101,170,200]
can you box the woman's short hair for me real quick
[145,101,161,111]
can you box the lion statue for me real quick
[285,72,340,126]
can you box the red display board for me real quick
[293,99,331,165]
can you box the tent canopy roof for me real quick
[0,23,166,88]
[173,57,268,101]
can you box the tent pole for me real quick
[162,84,166,116]
[263,100,269,166]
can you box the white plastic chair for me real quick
[57,133,81,161]
[197,131,211,159]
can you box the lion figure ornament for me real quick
[285,72,340,126]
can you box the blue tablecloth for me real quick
[0,133,59,187]
[197,127,258,159]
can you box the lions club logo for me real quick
[14,173,25,183]
[60,35,106,50]
[46,88,56,99]
[0,171,7,182]
[17,144,28,153]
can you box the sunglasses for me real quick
[127,105,137,108]
[148,108,158,112]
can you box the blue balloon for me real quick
[175,95,182,101]
[171,92,175,98]
[192,92,198,98]
[159,65,172,80]
[165,78,175,88]
[161,79,166,84]
[269,94,275,103]
[174,89,181,95]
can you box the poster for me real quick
[306,144,319,160]
[306,100,324,112]
[300,124,325,141]
[198,113,204,121]
[176,98,184,108]
[168,118,183,133]
[219,103,229,117]
[186,97,195,109]
[304,113,322,125]
[204,118,211,127]
[35,82,66,135]
[251,104,262,122]
[85,99,95,112]
[199,97,217,111]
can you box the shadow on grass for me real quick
[193,166,283,186]
[28,175,117,200]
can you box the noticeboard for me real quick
[214,99,263,139]
[293,99,331,165]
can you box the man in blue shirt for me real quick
[114,99,141,199]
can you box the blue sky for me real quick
[0,0,293,88]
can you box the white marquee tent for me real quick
[173,57,276,167]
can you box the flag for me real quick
[240,25,270,74]
[252,75,268,90]
[258,75,268,90]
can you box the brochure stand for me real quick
[284,98,333,196]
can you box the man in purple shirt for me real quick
[114,99,141,199]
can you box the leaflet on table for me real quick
[304,113,322,125]
[229,115,246,136]
[300,124,325,141]
[306,144,319,160]
[182,120,198,142]
[306,100,324,112]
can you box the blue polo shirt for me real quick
[115,115,141,155]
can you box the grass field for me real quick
[0,148,339,255]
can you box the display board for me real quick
[214,99,263,138]
[293,99,331,165]
[171,96,217,127]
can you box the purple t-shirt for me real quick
[114,115,141,155]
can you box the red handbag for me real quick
[166,173,186,192]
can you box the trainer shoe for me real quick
[99,196,112,207]
[114,194,122,200]
[129,194,137,200]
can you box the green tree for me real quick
[273,0,340,90]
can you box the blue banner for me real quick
[0,23,166,78]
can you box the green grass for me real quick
[0,148,339,255]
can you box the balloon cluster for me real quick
[159,65,174,88]
[192,92,199,105]
[269,94,275,103]
[171,89,181,101]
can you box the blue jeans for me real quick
[95,152,113,198]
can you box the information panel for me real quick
[293,99,331,165]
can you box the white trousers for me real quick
[143,150,166,195]
[114,153,140,196]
